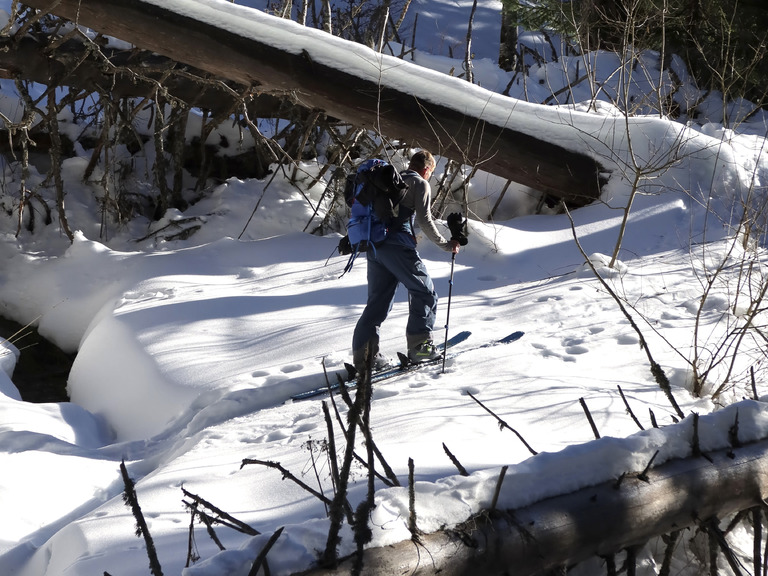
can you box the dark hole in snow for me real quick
[0,315,73,403]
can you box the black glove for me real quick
[338,235,352,255]
[446,212,468,246]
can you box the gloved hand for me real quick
[338,235,352,255]
[447,212,468,246]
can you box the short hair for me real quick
[408,150,436,173]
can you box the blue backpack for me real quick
[339,159,409,275]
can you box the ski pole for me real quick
[441,251,456,373]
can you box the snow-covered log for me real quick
[300,437,768,575]
[22,0,607,207]
[0,36,289,120]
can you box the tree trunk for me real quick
[22,0,607,207]
[298,438,768,575]
[0,36,291,120]
[499,1,520,71]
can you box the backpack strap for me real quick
[339,249,360,278]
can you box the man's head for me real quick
[409,150,436,180]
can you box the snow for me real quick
[0,0,766,575]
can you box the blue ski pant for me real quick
[352,241,438,354]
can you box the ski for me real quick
[290,330,470,402]
[290,330,524,402]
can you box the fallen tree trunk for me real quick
[22,0,607,206]
[0,36,292,120]
[298,438,768,575]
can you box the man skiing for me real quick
[351,150,461,372]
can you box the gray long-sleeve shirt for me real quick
[399,170,451,252]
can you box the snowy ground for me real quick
[0,1,767,576]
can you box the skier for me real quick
[351,150,461,372]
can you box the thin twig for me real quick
[691,412,702,457]
[617,385,645,430]
[728,409,742,450]
[466,391,537,455]
[328,374,398,487]
[185,501,200,567]
[120,460,164,576]
[579,397,601,439]
[755,509,764,576]
[752,366,759,400]
[407,457,421,542]
[490,465,508,513]
[442,443,468,476]
[240,458,333,507]
[636,450,659,483]
[702,516,746,576]
[306,439,328,515]
[181,487,259,535]
[196,511,226,551]
[321,400,340,497]
[247,526,284,576]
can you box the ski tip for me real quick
[441,330,471,349]
[500,331,524,343]
[397,351,410,368]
